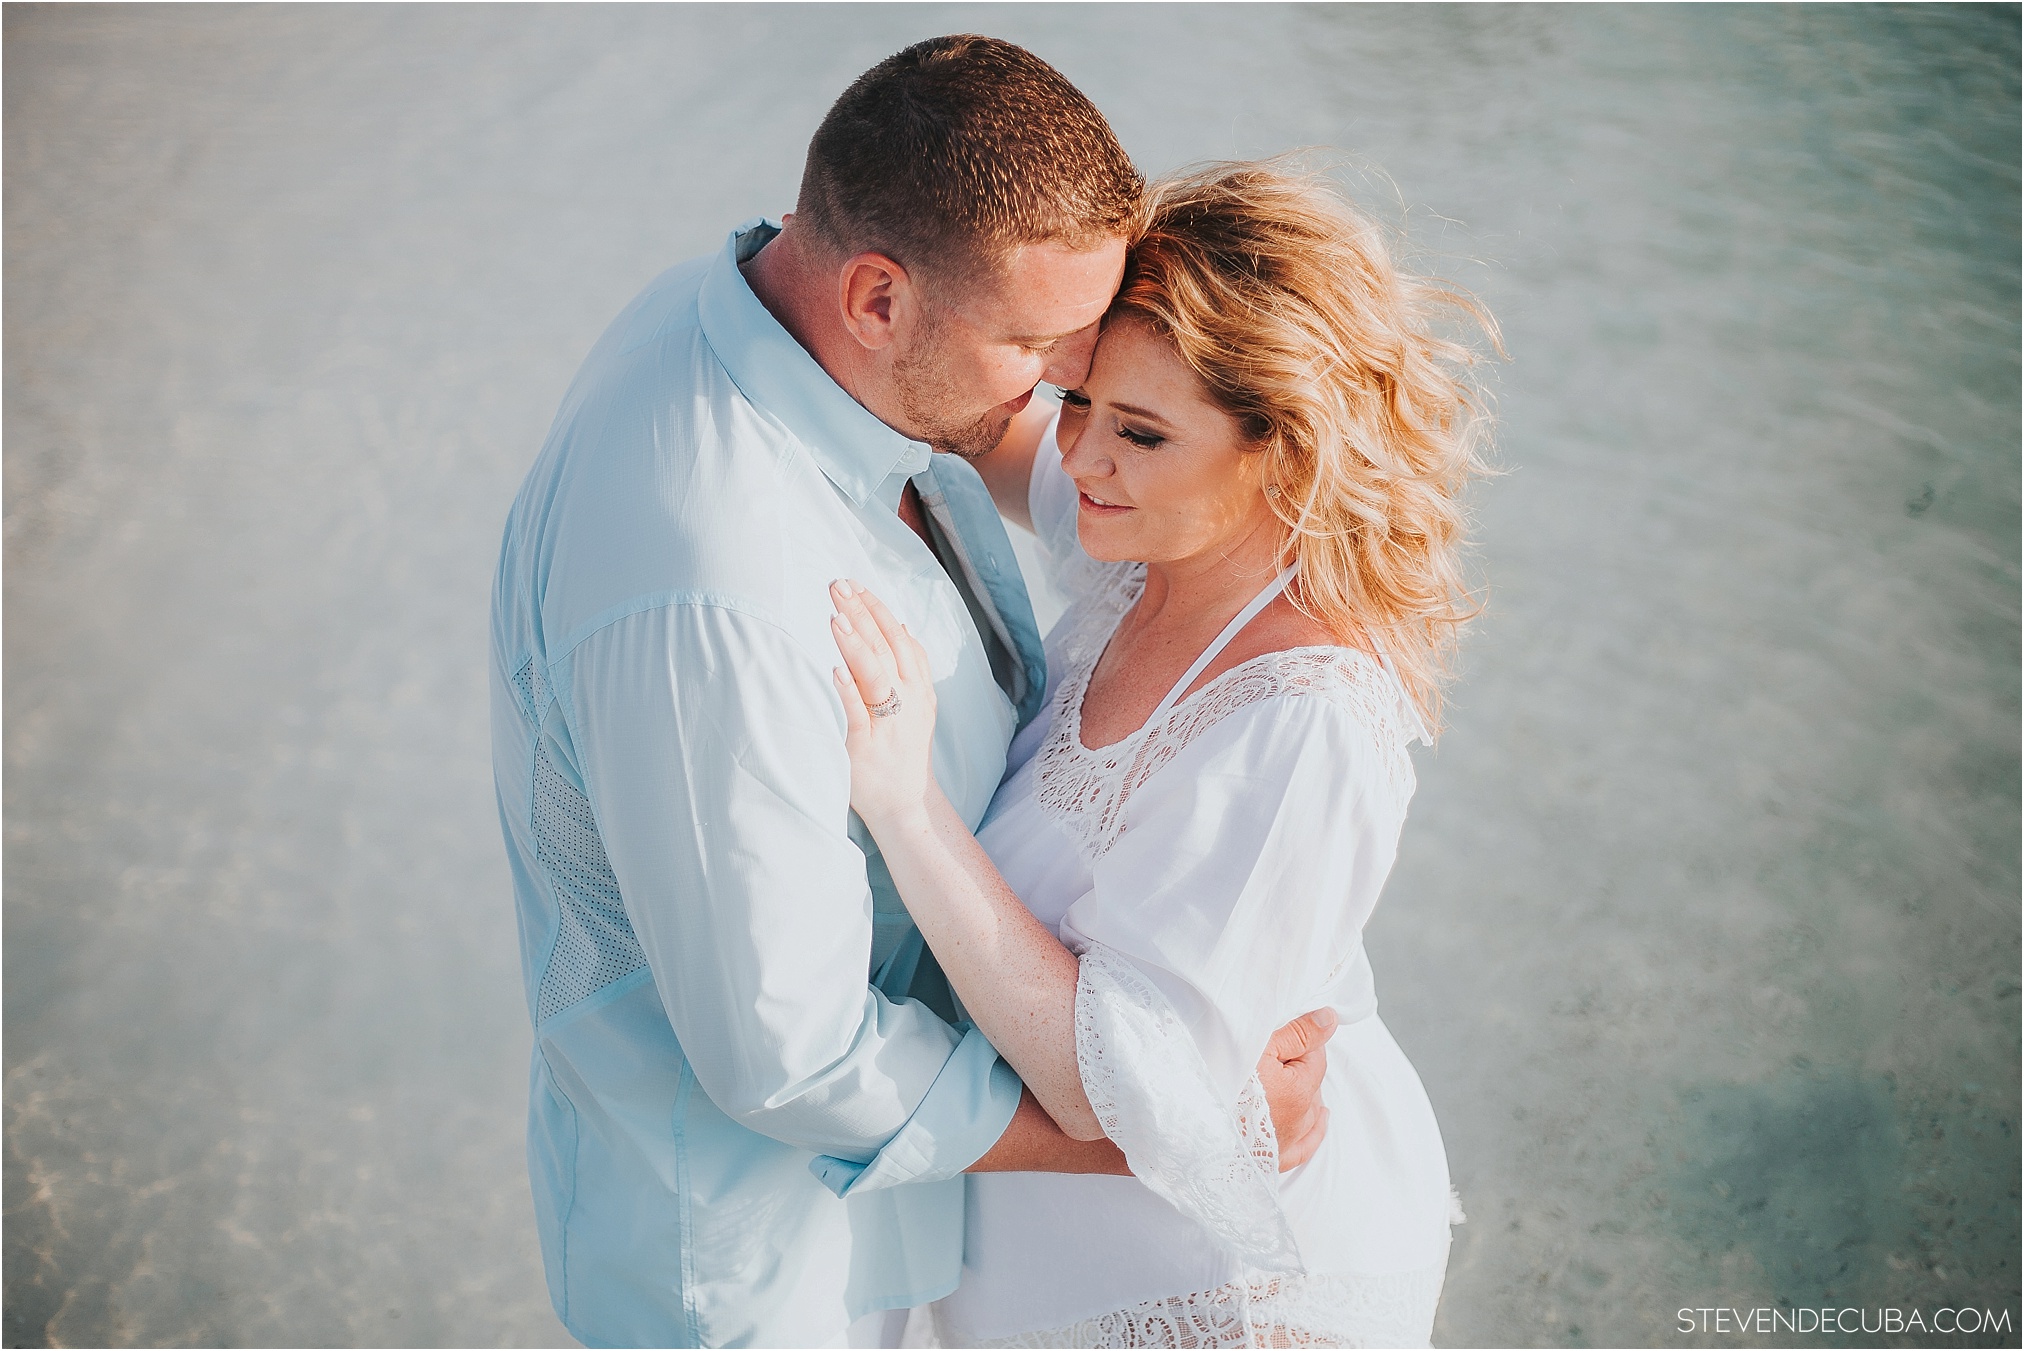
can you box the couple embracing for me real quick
[492,34,1493,1349]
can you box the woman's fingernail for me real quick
[833,611,853,634]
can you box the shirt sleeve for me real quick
[564,601,1021,1192]
[1058,692,1409,1270]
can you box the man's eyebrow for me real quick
[1008,329,1083,346]
[1110,401,1176,429]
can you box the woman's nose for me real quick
[1057,414,1110,478]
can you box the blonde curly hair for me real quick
[1112,160,1500,734]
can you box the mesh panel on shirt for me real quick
[532,737,648,1023]
[512,657,550,725]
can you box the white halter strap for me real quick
[1140,560,1434,746]
[1146,562,1301,725]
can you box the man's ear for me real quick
[837,252,920,352]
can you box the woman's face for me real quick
[1057,316,1276,566]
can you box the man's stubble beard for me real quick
[891,314,1014,460]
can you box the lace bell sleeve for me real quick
[1058,690,1411,1274]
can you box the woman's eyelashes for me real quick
[1058,389,1161,449]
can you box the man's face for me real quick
[891,238,1127,458]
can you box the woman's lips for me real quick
[1078,490,1131,515]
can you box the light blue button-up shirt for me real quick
[491,221,1044,1348]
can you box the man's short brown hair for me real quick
[796,35,1143,283]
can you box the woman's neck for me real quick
[1079,520,1308,749]
[1126,522,1290,643]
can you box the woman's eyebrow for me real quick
[1109,401,1176,429]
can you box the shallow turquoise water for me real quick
[5,6,2017,1346]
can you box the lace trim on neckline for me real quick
[1033,562,1416,865]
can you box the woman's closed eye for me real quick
[1059,389,1161,449]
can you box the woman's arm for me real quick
[829,577,1102,1136]
[969,392,1057,531]
[828,580,1338,1158]
[887,785,1103,1125]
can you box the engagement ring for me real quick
[867,690,903,719]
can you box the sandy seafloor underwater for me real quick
[4,4,2017,1346]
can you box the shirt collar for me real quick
[697,219,932,506]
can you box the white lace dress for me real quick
[929,426,1464,1348]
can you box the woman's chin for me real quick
[1073,523,1138,564]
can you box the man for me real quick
[491,35,1334,1348]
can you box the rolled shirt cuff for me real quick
[809,1025,1022,1196]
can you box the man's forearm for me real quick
[965,1088,1129,1175]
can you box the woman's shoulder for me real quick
[1074,646,1416,864]
[1168,644,1419,768]
[1177,588,1345,692]
[1037,641,1418,866]
[1091,648,1416,836]
[1175,586,1426,758]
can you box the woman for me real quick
[829,163,1497,1347]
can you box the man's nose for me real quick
[1040,323,1102,390]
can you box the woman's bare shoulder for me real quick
[1186,593,1369,696]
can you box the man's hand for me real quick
[974,1008,1339,1176]
[1258,1007,1338,1171]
